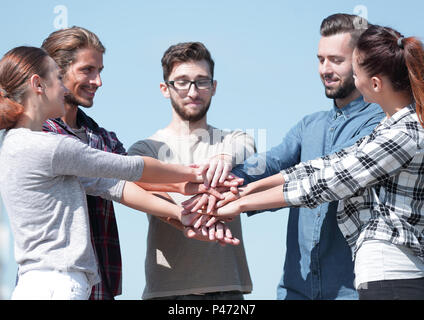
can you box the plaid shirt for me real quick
[282,103,424,261]
[43,109,126,300]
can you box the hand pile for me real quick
[179,158,244,246]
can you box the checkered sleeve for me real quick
[281,139,362,182]
[283,127,418,208]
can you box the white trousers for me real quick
[11,270,91,300]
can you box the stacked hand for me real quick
[179,157,245,245]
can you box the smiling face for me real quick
[160,59,217,122]
[318,32,358,104]
[62,48,103,108]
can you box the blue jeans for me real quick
[358,277,424,300]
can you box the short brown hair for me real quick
[320,13,370,48]
[161,42,214,81]
[41,26,105,75]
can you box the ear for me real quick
[29,74,44,95]
[160,82,170,98]
[371,76,383,93]
[211,80,217,96]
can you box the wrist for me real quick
[190,167,202,183]
[172,206,183,222]
[239,184,251,197]
[238,197,248,213]
[178,182,187,195]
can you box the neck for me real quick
[378,91,413,117]
[61,103,79,129]
[334,89,361,109]
[13,101,46,131]
[166,112,208,136]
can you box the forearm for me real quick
[120,182,182,221]
[241,173,285,197]
[215,184,287,218]
[135,181,183,194]
[239,185,287,212]
[140,156,200,183]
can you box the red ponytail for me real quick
[0,93,24,130]
[404,37,424,128]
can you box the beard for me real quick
[171,97,211,122]
[64,92,94,108]
[324,74,356,100]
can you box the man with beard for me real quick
[230,13,385,300]
[41,27,124,300]
[128,42,255,300]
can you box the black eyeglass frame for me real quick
[165,79,214,91]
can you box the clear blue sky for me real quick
[0,0,423,300]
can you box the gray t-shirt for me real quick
[0,128,144,286]
[128,125,255,299]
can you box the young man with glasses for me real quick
[128,42,255,300]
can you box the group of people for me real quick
[0,12,423,300]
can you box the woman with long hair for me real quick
[210,25,424,300]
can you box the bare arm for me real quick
[139,156,204,184]
[214,184,287,219]
[120,182,184,221]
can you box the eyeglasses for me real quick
[165,79,214,91]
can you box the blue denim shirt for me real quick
[232,96,385,300]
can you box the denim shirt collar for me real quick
[331,95,366,119]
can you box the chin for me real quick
[78,99,94,108]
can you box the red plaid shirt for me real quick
[43,109,126,300]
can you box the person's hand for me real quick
[212,197,243,219]
[183,222,240,246]
[180,210,203,227]
[204,157,233,188]
[179,181,224,199]
[215,186,243,208]
[182,193,219,214]
[181,177,244,214]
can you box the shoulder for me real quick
[207,125,252,140]
[301,110,329,123]
[128,138,167,158]
[2,129,73,160]
[80,112,126,153]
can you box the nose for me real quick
[320,59,333,76]
[186,82,199,98]
[91,72,102,88]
